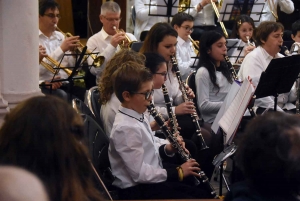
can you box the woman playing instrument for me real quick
[195,30,233,124]
[0,96,104,201]
[140,22,199,140]
[230,15,256,64]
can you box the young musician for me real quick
[238,21,285,114]
[195,30,233,124]
[87,1,137,82]
[225,112,300,201]
[139,22,197,140]
[39,0,82,100]
[171,12,197,80]
[109,63,211,200]
[99,49,146,136]
[230,15,256,64]
[0,96,103,201]
[291,19,300,52]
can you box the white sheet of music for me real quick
[218,78,254,144]
[154,0,179,16]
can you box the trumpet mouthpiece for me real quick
[54,24,57,28]
[113,26,116,30]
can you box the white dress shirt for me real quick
[255,0,294,26]
[238,46,284,111]
[153,65,183,119]
[186,0,216,26]
[109,106,171,189]
[86,28,137,80]
[195,67,232,123]
[39,30,74,83]
[134,0,168,41]
[176,37,198,80]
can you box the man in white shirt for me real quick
[87,1,137,83]
[39,0,80,100]
[256,0,294,27]
[238,21,285,114]
[134,0,169,41]
[171,12,197,80]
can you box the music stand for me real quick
[227,39,244,65]
[218,0,265,23]
[50,46,87,102]
[255,55,300,111]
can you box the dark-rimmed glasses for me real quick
[130,89,154,100]
[154,72,168,79]
[180,26,194,32]
[44,13,61,19]
[102,16,122,22]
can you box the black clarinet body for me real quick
[170,56,208,150]
[162,84,179,134]
[147,102,218,198]
[224,55,238,81]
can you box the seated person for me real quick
[225,112,300,201]
[109,63,212,200]
[0,96,104,201]
[171,12,198,80]
[291,19,300,54]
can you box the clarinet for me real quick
[147,102,218,198]
[170,56,208,150]
[224,55,238,81]
[162,84,179,134]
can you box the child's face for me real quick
[153,62,167,89]
[174,20,194,41]
[238,22,254,43]
[291,31,300,43]
[128,81,153,114]
[208,37,227,65]
[157,35,177,62]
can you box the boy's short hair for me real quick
[39,0,59,16]
[171,12,194,27]
[292,20,300,36]
[112,61,153,103]
[255,21,284,46]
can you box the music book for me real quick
[218,78,254,144]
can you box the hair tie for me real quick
[237,20,242,26]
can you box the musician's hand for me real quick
[181,159,201,178]
[39,45,47,63]
[150,120,160,131]
[61,36,80,52]
[175,102,195,115]
[111,32,126,48]
[176,134,190,155]
[244,45,255,56]
[44,76,62,90]
[185,85,195,99]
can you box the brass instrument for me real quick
[55,25,104,67]
[290,42,300,55]
[189,35,199,55]
[113,26,136,49]
[178,0,191,12]
[211,0,228,38]
[246,36,255,47]
[40,56,72,76]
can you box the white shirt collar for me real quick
[177,36,189,46]
[100,28,111,40]
[118,105,144,122]
[39,29,60,39]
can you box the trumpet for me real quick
[55,25,104,67]
[113,26,136,49]
[189,36,199,55]
[211,0,228,38]
[40,56,72,76]
[246,36,255,47]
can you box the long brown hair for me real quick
[98,49,145,104]
[0,96,103,201]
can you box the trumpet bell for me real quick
[92,55,105,67]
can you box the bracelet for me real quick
[176,166,184,181]
[199,3,204,9]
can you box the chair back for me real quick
[131,42,143,52]
[87,86,104,127]
[72,98,97,121]
[131,5,136,27]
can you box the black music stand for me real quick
[255,55,300,111]
[50,46,88,102]
[226,39,244,65]
[218,0,265,23]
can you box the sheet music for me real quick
[227,39,244,64]
[250,0,265,22]
[218,78,254,143]
[155,0,179,16]
[211,81,241,134]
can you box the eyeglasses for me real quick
[181,26,194,32]
[43,13,61,19]
[154,72,168,78]
[102,16,122,22]
[130,89,154,100]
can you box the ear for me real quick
[174,24,180,31]
[207,49,211,54]
[99,14,103,23]
[122,91,131,102]
[291,34,295,41]
[260,39,265,44]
